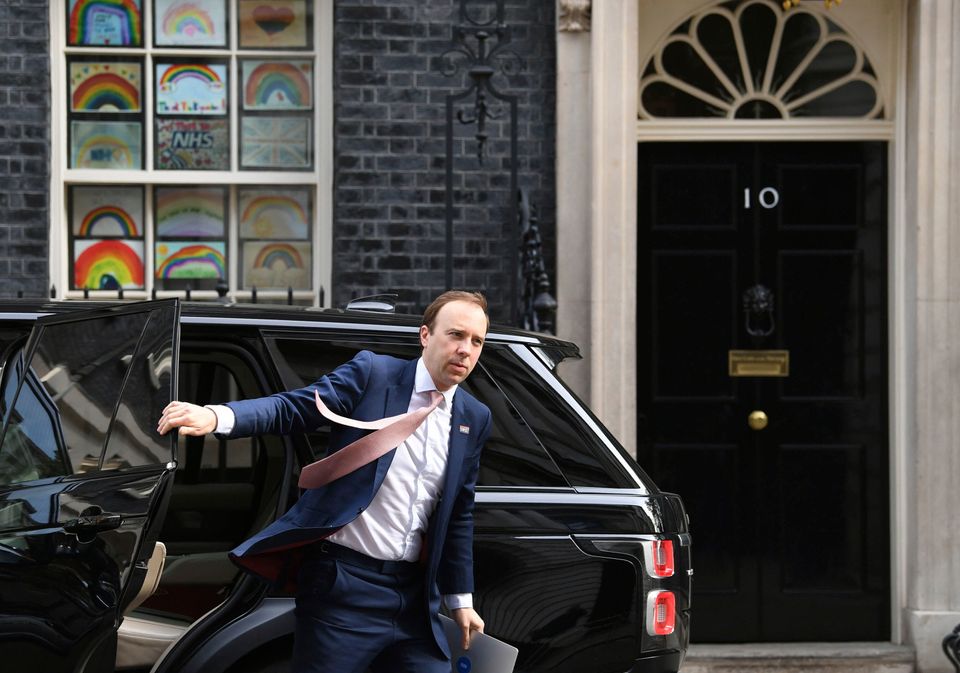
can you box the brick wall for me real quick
[332,0,556,323]
[0,0,50,298]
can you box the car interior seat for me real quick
[115,542,190,669]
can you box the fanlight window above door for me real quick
[639,0,883,119]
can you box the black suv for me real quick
[0,299,690,673]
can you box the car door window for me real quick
[264,336,569,487]
[0,304,177,485]
[0,347,69,483]
[481,349,640,488]
[105,302,179,469]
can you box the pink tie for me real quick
[298,389,444,489]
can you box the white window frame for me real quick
[49,0,334,304]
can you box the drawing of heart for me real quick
[253,5,295,35]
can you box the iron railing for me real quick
[517,188,556,334]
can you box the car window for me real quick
[0,308,179,486]
[264,336,569,487]
[104,302,179,469]
[480,349,640,488]
[0,347,70,484]
[140,344,285,622]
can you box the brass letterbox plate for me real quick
[728,350,789,377]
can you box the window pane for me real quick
[238,0,312,49]
[73,239,146,291]
[0,349,70,484]
[67,56,145,170]
[155,186,227,238]
[241,116,312,170]
[154,186,228,290]
[69,185,146,291]
[638,0,883,120]
[238,187,311,239]
[238,185,314,290]
[463,365,568,488]
[157,118,230,170]
[71,185,144,238]
[69,61,142,114]
[265,338,568,487]
[70,120,144,169]
[0,311,151,484]
[482,350,639,489]
[105,304,178,468]
[154,60,229,170]
[153,0,228,48]
[156,61,228,116]
[67,0,144,47]
[241,59,314,111]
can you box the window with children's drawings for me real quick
[59,0,326,301]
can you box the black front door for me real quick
[637,142,888,642]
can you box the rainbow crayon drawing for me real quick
[239,190,309,239]
[78,205,139,237]
[71,186,143,237]
[156,187,225,237]
[156,242,227,279]
[71,121,142,169]
[156,63,227,115]
[243,60,312,110]
[70,62,141,112]
[74,239,145,290]
[68,0,143,46]
[158,1,223,46]
[243,241,311,289]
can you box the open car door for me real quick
[0,300,180,672]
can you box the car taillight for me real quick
[641,538,674,578]
[652,539,674,577]
[646,590,676,636]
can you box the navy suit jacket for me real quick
[226,350,491,653]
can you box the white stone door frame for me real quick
[555,0,960,658]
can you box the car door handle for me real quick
[63,512,123,535]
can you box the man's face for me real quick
[420,300,488,391]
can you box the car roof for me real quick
[0,299,581,357]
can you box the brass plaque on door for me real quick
[728,350,789,377]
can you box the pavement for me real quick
[680,642,917,673]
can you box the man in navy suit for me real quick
[158,291,491,673]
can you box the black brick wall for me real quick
[332,0,556,323]
[0,0,50,298]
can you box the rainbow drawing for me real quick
[243,240,310,289]
[155,187,225,237]
[239,191,309,238]
[71,63,141,112]
[161,2,215,39]
[71,122,141,169]
[79,205,139,236]
[74,239,144,290]
[252,242,304,270]
[158,63,222,88]
[243,61,312,110]
[68,0,143,46]
[71,186,142,236]
[156,242,226,279]
[156,62,227,115]
[75,135,134,167]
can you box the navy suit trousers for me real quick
[292,544,450,673]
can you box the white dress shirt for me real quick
[208,357,472,609]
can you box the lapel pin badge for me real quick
[459,424,470,434]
